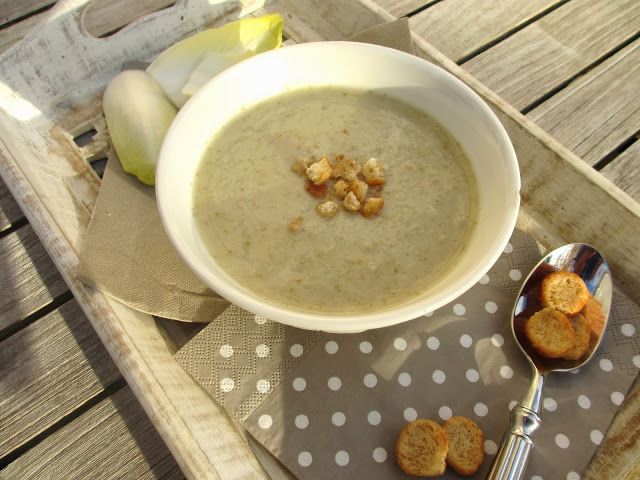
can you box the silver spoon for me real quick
[487,243,612,480]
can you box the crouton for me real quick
[343,191,361,212]
[540,271,588,315]
[316,201,338,218]
[362,197,384,217]
[582,295,606,337]
[350,179,369,202]
[287,216,303,233]
[524,307,574,358]
[562,314,591,361]
[362,157,385,186]
[331,155,361,181]
[396,419,448,477]
[333,179,350,199]
[306,156,332,185]
[305,180,328,198]
[443,416,485,477]
[292,157,313,175]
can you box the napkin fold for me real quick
[78,153,229,322]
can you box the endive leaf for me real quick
[147,14,283,107]
[103,70,177,185]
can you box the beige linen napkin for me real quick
[78,152,229,322]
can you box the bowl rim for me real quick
[156,40,520,332]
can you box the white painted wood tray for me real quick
[0,0,639,478]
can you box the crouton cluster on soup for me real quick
[193,87,479,314]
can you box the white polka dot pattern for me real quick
[393,337,407,351]
[372,447,387,463]
[484,440,498,455]
[328,376,342,391]
[438,406,452,420]
[466,368,480,383]
[432,370,446,384]
[258,414,272,429]
[233,231,640,480]
[426,336,440,350]
[295,415,309,429]
[219,345,233,358]
[363,373,377,388]
[403,407,417,422]
[297,451,312,467]
[325,341,339,354]
[577,395,590,409]
[367,410,381,426]
[359,341,373,354]
[289,344,303,358]
[555,434,570,449]
[255,344,269,358]
[543,397,557,412]
[335,450,349,466]
[332,412,346,426]
[398,372,411,387]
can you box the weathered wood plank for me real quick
[374,0,432,17]
[0,177,23,232]
[0,299,121,458]
[528,40,640,166]
[82,0,176,37]
[0,9,44,54]
[1,386,184,480]
[0,0,54,26]
[0,225,68,334]
[463,0,640,110]
[410,0,562,62]
[601,141,640,203]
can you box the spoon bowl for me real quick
[487,243,612,480]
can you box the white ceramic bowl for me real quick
[156,41,520,332]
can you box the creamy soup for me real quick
[193,87,478,314]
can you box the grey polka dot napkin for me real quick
[176,228,640,479]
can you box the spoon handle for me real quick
[486,406,541,480]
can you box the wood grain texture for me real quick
[528,40,640,166]
[373,0,433,17]
[410,0,562,62]
[0,225,68,334]
[0,177,23,231]
[463,0,640,110]
[0,0,54,26]
[1,386,184,480]
[601,141,640,203]
[0,299,121,458]
[0,9,44,54]
[82,0,176,37]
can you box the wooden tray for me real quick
[0,0,638,478]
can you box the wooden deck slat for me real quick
[374,0,433,17]
[1,386,184,480]
[528,39,640,166]
[82,0,176,37]
[0,0,54,26]
[601,141,640,203]
[409,0,563,62]
[0,300,121,458]
[0,177,23,232]
[0,225,68,334]
[0,10,44,54]
[462,0,640,110]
